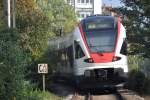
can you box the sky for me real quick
[102,0,122,7]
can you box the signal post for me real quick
[38,64,48,92]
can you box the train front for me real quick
[73,15,128,86]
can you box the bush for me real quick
[0,29,28,99]
[143,78,150,94]
[128,55,150,94]
[128,70,145,93]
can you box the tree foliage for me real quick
[0,0,77,99]
[16,0,77,59]
[117,0,150,57]
[20,0,77,87]
[0,27,27,99]
[35,0,77,34]
[116,1,150,94]
[0,1,2,16]
[16,0,52,59]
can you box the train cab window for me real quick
[74,41,85,59]
[82,17,117,53]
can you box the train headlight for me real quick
[112,56,121,61]
[84,58,94,63]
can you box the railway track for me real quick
[70,91,124,100]
[71,92,94,100]
[49,82,144,100]
[69,89,144,100]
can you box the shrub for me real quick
[128,70,145,93]
[0,29,28,100]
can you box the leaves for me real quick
[0,0,77,99]
[15,0,77,59]
[0,28,27,100]
[36,0,77,34]
[118,0,150,57]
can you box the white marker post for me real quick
[7,0,11,28]
[38,64,48,92]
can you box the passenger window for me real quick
[120,40,127,55]
[74,41,85,59]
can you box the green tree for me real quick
[116,0,150,94]
[15,0,77,88]
[118,0,150,57]
[36,0,77,35]
[16,0,77,59]
[16,0,52,59]
[0,0,77,98]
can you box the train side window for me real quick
[74,41,85,59]
[120,40,127,55]
[67,45,74,67]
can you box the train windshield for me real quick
[83,17,117,52]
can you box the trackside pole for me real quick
[7,0,11,28]
[43,74,45,92]
[12,0,16,28]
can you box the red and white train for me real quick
[54,15,128,87]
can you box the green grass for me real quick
[25,90,63,100]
